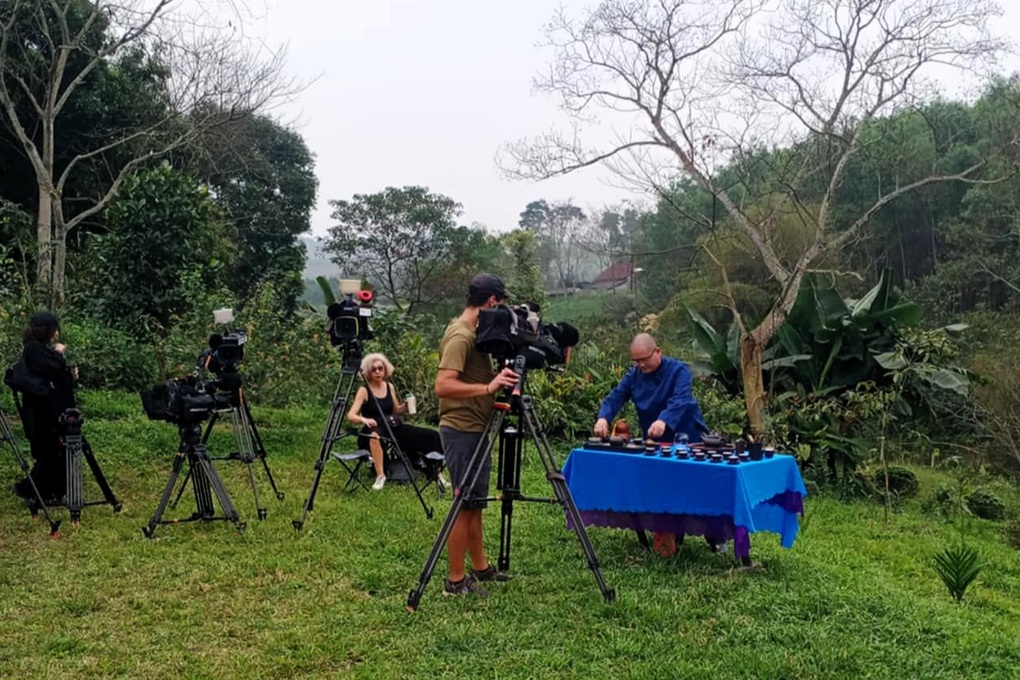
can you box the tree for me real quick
[189,113,318,312]
[324,186,465,313]
[517,198,588,288]
[505,0,1005,432]
[0,0,296,305]
[86,162,231,376]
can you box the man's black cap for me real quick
[469,273,510,301]
[30,311,59,328]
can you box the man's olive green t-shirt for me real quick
[438,317,495,432]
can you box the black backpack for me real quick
[4,358,53,397]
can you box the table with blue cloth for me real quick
[562,447,808,561]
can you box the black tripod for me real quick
[59,409,122,525]
[2,404,60,535]
[198,384,283,520]
[293,346,434,530]
[406,368,616,611]
[143,422,245,538]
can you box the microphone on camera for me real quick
[208,333,224,349]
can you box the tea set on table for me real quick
[585,432,777,465]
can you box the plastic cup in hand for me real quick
[405,393,417,415]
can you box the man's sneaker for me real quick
[372,475,386,491]
[443,575,488,597]
[471,565,511,582]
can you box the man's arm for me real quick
[657,363,700,430]
[596,368,635,424]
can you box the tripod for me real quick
[2,404,60,535]
[142,422,245,538]
[293,346,434,530]
[59,409,122,525]
[406,370,616,611]
[200,385,283,520]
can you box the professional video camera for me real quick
[475,302,579,369]
[327,284,374,349]
[140,376,231,426]
[194,308,247,377]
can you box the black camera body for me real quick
[199,330,247,377]
[141,376,231,426]
[327,290,374,348]
[475,303,579,369]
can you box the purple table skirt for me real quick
[570,490,804,559]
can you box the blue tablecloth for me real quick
[562,447,808,555]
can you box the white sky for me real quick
[245,0,1020,237]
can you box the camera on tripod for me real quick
[327,280,374,350]
[475,302,580,369]
[140,375,230,426]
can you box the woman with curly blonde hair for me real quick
[347,352,443,490]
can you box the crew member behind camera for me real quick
[12,311,77,502]
[347,352,444,491]
[435,273,519,597]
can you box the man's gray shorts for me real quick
[440,426,491,510]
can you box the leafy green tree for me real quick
[189,114,318,312]
[499,229,546,308]
[0,0,295,305]
[324,186,466,313]
[85,163,231,375]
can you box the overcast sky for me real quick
[246,0,1020,238]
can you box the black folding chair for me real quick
[332,445,373,492]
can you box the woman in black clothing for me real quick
[13,311,77,501]
[347,352,443,491]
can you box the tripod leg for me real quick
[191,453,218,519]
[294,371,358,531]
[496,422,524,573]
[170,466,193,510]
[194,454,244,531]
[65,438,84,524]
[377,416,433,520]
[81,439,122,513]
[408,411,503,611]
[3,408,60,533]
[522,403,616,603]
[231,406,266,520]
[242,399,284,501]
[142,451,188,538]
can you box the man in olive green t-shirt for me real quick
[434,273,518,597]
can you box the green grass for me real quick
[2,392,1019,678]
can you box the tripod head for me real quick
[337,340,365,374]
[58,408,84,436]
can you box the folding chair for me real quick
[332,445,373,492]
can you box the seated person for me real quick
[347,352,444,491]
[12,311,77,503]
[592,333,717,557]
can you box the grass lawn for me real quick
[2,392,1019,678]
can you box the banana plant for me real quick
[683,304,810,395]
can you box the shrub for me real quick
[59,318,157,391]
[872,466,920,499]
[922,483,963,520]
[965,490,1007,521]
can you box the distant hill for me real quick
[301,236,340,280]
